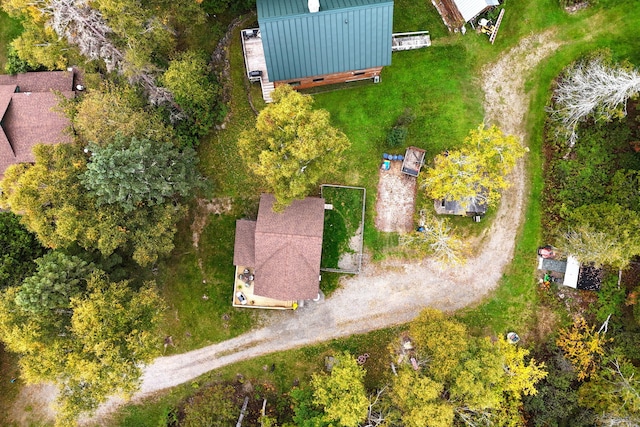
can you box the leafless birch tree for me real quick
[401,216,468,266]
[35,0,180,116]
[550,58,640,147]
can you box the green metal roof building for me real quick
[257,0,394,82]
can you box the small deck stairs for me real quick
[261,80,275,103]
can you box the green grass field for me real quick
[320,185,365,271]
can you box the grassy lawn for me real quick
[312,42,485,257]
[0,346,21,425]
[320,185,365,271]
[157,210,257,354]
[0,10,21,72]
[155,15,264,353]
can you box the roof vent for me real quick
[308,0,319,13]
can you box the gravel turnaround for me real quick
[15,31,563,424]
[137,31,562,399]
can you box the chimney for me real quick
[308,0,319,13]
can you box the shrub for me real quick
[5,46,32,75]
[385,108,414,148]
[161,50,225,146]
[386,126,408,148]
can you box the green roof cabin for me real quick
[243,0,394,100]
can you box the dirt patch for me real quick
[337,224,364,271]
[8,383,56,426]
[564,2,589,14]
[482,30,562,138]
[523,304,559,345]
[191,197,233,248]
[374,160,417,233]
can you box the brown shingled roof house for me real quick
[233,194,325,305]
[0,71,75,178]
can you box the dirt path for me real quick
[18,31,562,424]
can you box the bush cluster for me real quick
[385,108,415,148]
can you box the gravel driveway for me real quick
[16,31,563,424]
[136,30,562,398]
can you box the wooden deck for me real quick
[241,29,275,102]
[232,266,296,310]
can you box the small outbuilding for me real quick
[537,253,602,291]
[233,194,326,308]
[434,196,487,217]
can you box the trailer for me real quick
[401,146,426,177]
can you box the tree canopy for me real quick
[0,267,165,425]
[422,124,525,209]
[14,252,93,316]
[81,136,199,212]
[0,142,189,266]
[311,352,369,427]
[390,309,547,426]
[238,85,350,211]
[71,82,174,146]
[161,50,224,145]
[0,212,46,290]
[563,203,640,268]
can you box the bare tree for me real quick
[550,58,640,147]
[563,227,622,268]
[362,387,389,427]
[597,414,640,427]
[36,0,181,117]
[454,406,493,427]
[401,216,468,266]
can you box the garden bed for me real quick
[320,185,366,273]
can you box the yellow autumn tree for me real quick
[238,85,351,211]
[408,308,469,381]
[422,124,526,209]
[311,352,369,427]
[398,309,547,426]
[556,316,609,381]
[391,368,454,427]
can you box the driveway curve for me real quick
[17,31,563,424]
[137,30,562,398]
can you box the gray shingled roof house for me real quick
[0,71,74,178]
[234,194,325,301]
[256,0,393,89]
